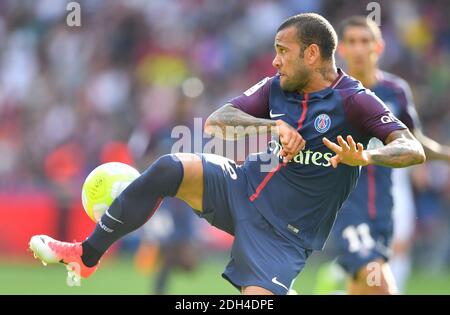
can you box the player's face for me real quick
[272,26,311,92]
[338,26,383,73]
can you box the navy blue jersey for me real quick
[228,69,407,250]
[339,71,420,222]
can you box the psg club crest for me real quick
[314,114,331,133]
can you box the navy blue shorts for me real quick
[331,212,393,278]
[195,154,311,295]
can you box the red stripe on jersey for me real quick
[249,162,286,202]
[297,93,309,130]
[249,93,308,201]
[367,165,377,219]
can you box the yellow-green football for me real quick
[81,162,140,222]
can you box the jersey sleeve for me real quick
[228,77,273,119]
[395,79,422,131]
[344,89,407,143]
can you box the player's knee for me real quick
[355,262,397,295]
[142,154,184,195]
[241,286,274,295]
[366,279,394,295]
[366,282,394,295]
[112,154,184,225]
[152,154,183,179]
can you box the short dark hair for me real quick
[277,13,337,60]
[338,16,382,42]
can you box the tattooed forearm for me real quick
[204,104,276,140]
[367,130,426,168]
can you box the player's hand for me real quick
[275,120,306,163]
[322,135,370,168]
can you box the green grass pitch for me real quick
[1,254,449,294]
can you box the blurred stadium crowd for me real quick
[0,0,449,271]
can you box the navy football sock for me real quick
[81,154,184,267]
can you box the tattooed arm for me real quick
[325,88,426,169]
[204,104,277,140]
[205,104,306,163]
[367,129,426,167]
[206,76,306,162]
[323,129,426,168]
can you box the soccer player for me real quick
[29,13,426,295]
[321,16,450,295]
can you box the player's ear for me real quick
[305,43,320,65]
[375,38,385,56]
[337,42,346,58]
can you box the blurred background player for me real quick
[315,16,450,295]
[134,197,201,295]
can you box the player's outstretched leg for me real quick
[29,153,204,279]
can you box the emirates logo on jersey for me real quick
[268,141,333,167]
